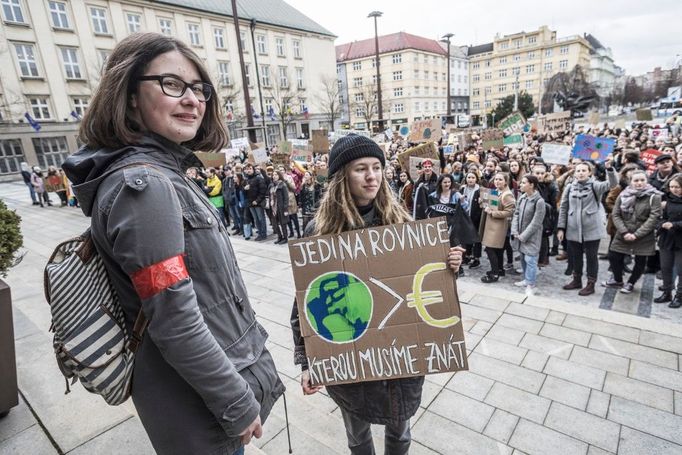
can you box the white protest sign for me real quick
[251,148,269,164]
[291,139,309,148]
[223,148,240,159]
[231,137,249,149]
[541,143,572,165]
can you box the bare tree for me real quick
[316,75,342,132]
[266,83,303,140]
[351,83,389,131]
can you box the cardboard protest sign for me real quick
[312,129,330,153]
[397,142,439,173]
[251,148,269,165]
[588,112,600,126]
[291,139,309,148]
[480,129,504,150]
[292,143,313,162]
[541,143,572,165]
[498,112,526,139]
[332,130,371,143]
[270,153,290,168]
[398,125,410,138]
[408,119,442,143]
[443,145,454,155]
[479,187,499,209]
[231,137,250,149]
[223,148,240,160]
[408,156,441,181]
[538,111,572,134]
[636,108,653,121]
[288,218,467,386]
[278,141,292,157]
[640,149,662,172]
[195,152,226,169]
[651,129,669,140]
[504,134,524,146]
[571,134,615,163]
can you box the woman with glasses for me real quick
[62,33,283,455]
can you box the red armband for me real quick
[130,254,189,300]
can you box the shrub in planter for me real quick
[0,199,22,277]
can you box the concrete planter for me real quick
[0,279,18,416]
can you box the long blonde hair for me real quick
[313,166,411,235]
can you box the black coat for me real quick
[658,194,682,251]
[243,172,267,207]
[412,173,438,220]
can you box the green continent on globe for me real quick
[305,272,372,343]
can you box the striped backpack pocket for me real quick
[44,229,147,406]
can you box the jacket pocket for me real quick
[182,206,223,272]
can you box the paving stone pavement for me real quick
[1,180,682,455]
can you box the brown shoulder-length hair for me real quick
[79,32,227,152]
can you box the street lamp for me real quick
[441,33,454,118]
[368,11,383,132]
[230,0,256,143]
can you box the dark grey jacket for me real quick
[63,133,284,455]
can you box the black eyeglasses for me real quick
[138,75,213,102]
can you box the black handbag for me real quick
[426,202,479,246]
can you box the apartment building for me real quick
[468,25,592,124]
[584,34,616,99]
[448,45,469,114]
[0,0,336,179]
[336,32,449,131]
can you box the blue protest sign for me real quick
[571,134,614,163]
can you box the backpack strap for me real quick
[127,310,149,353]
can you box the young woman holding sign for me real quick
[290,134,463,455]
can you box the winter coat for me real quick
[511,191,546,256]
[398,181,413,214]
[610,190,662,256]
[31,172,45,192]
[300,183,321,215]
[460,186,482,231]
[286,183,298,214]
[62,133,284,455]
[605,183,625,237]
[268,180,288,222]
[649,169,677,196]
[557,169,618,242]
[479,189,516,249]
[290,207,424,425]
[657,194,682,251]
[428,190,469,210]
[222,176,236,207]
[412,173,438,220]
[244,172,267,207]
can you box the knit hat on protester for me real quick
[327,134,386,177]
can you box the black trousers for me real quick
[659,248,682,294]
[504,236,513,264]
[608,251,647,285]
[466,242,482,259]
[567,240,600,280]
[539,235,549,263]
[486,247,504,275]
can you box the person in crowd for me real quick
[428,173,467,208]
[20,162,38,205]
[649,153,679,192]
[243,163,268,241]
[532,163,558,263]
[656,174,682,308]
[397,171,414,214]
[412,159,438,219]
[511,174,545,295]
[268,170,289,245]
[479,172,516,283]
[62,32,282,455]
[235,172,251,239]
[481,159,498,187]
[385,166,399,197]
[31,166,51,207]
[205,167,226,226]
[290,134,463,455]
[461,171,483,269]
[46,166,69,206]
[284,175,301,239]
[603,170,662,294]
[558,160,618,296]
[604,164,639,258]
[451,161,465,185]
[299,171,321,232]
[222,166,236,231]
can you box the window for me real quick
[526,64,535,74]
[267,125,280,145]
[97,49,110,68]
[498,84,506,93]
[484,72,492,80]
[528,36,537,44]
[442,88,446,96]
[392,53,401,64]
[393,87,403,97]
[0,140,24,174]
[28,97,51,120]
[276,37,285,57]
[278,66,288,88]
[559,59,568,70]
[432,56,437,64]
[49,1,70,29]
[464,75,468,83]
[545,48,552,57]
[264,97,273,113]
[484,100,491,108]
[393,71,402,81]
[513,39,521,49]
[512,67,520,75]
[218,61,231,86]
[513,54,521,62]
[414,86,420,95]
[292,39,301,58]
[296,67,304,89]
[485,60,491,67]
[457,75,462,83]
[442,73,446,81]
[90,7,109,34]
[239,31,247,51]
[352,61,361,71]
[473,62,480,69]
[560,45,569,55]
[424,102,429,111]
[511,81,519,90]
[72,97,89,116]
[214,28,225,49]
[159,18,172,35]
[126,13,141,33]
[500,42,509,49]
[1,0,24,23]
[485,86,492,95]
[473,74,480,83]
[260,65,270,87]
[14,43,38,77]
[372,74,377,84]
[473,88,480,96]
[473,101,480,109]
[244,63,252,86]
[392,103,404,114]
[33,137,69,168]
[544,62,553,72]
[414,69,419,79]
[352,77,362,88]
[354,93,363,102]
[355,107,365,117]
[527,51,535,60]
[224,97,234,112]
[60,47,81,79]
[424,71,429,80]
[187,23,201,46]
[525,80,534,89]
[499,57,507,64]
[499,69,507,78]
[256,34,267,54]
[414,102,420,111]
[424,87,429,95]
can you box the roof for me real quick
[583,33,606,55]
[467,42,494,56]
[154,0,335,37]
[336,32,447,62]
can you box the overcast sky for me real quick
[285,0,682,76]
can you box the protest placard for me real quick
[270,153,290,168]
[651,129,669,140]
[230,137,249,149]
[278,141,292,156]
[291,139,309,148]
[537,111,572,134]
[408,119,442,143]
[497,111,526,137]
[312,129,330,153]
[640,149,662,172]
[443,145,454,155]
[541,143,572,165]
[331,130,371,143]
[480,129,504,150]
[398,125,410,138]
[251,148,268,164]
[479,187,499,209]
[408,156,441,181]
[397,142,439,172]
[292,143,313,162]
[636,108,653,121]
[288,218,467,386]
[223,148,240,160]
[571,134,615,163]
[588,112,600,126]
[195,152,226,169]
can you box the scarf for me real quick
[619,184,659,215]
[462,184,479,214]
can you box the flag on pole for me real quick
[302,104,309,120]
[24,113,41,132]
[70,110,81,121]
[251,105,261,120]
[268,106,276,121]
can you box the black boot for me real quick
[654,291,673,303]
[669,295,682,309]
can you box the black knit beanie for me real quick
[327,134,386,178]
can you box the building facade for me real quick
[449,45,469,114]
[584,34,616,104]
[336,32,449,131]
[467,25,592,124]
[0,0,336,179]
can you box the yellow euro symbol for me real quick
[406,262,460,328]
